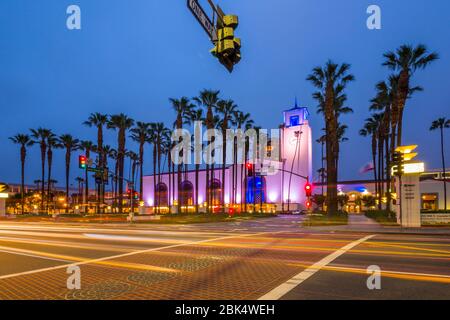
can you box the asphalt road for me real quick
[0,215,448,300]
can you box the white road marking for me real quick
[0,231,281,280]
[258,234,375,300]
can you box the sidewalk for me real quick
[308,214,450,236]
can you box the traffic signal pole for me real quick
[187,0,241,72]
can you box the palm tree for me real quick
[80,140,94,207]
[235,112,254,211]
[108,148,119,205]
[370,75,423,210]
[316,135,326,197]
[161,130,173,208]
[383,44,438,146]
[430,117,450,210]
[84,113,109,204]
[30,127,52,210]
[108,114,134,213]
[130,122,151,201]
[216,99,237,212]
[9,134,34,214]
[187,108,205,212]
[193,90,220,213]
[59,134,80,212]
[307,61,355,215]
[154,123,170,212]
[46,133,61,212]
[169,97,195,213]
[147,125,158,212]
[360,115,382,205]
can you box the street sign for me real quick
[187,0,217,41]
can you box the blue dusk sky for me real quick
[0,0,449,186]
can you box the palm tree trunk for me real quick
[153,144,157,213]
[40,145,46,211]
[397,108,404,147]
[372,135,378,207]
[47,149,53,214]
[205,164,209,214]
[440,127,447,210]
[65,151,70,214]
[117,130,125,214]
[221,132,226,213]
[85,150,90,209]
[20,147,26,215]
[195,164,199,213]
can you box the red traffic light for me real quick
[305,200,312,209]
[304,182,312,196]
[246,163,254,176]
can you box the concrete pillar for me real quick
[395,174,421,227]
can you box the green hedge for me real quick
[365,210,397,224]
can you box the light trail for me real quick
[0,231,283,280]
[286,262,450,284]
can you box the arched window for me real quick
[179,181,194,206]
[208,179,223,206]
[155,183,168,206]
[246,176,266,204]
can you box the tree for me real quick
[130,122,151,201]
[30,127,52,210]
[107,114,134,213]
[234,111,253,210]
[187,108,205,212]
[46,132,62,212]
[193,90,220,213]
[169,97,194,213]
[83,113,109,205]
[360,114,382,206]
[383,44,438,146]
[9,134,34,214]
[430,117,450,210]
[307,61,355,215]
[154,123,170,213]
[215,99,237,212]
[59,134,80,212]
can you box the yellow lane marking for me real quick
[0,236,132,253]
[0,245,180,273]
[235,237,450,248]
[366,242,450,255]
[287,263,450,284]
[200,241,450,258]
